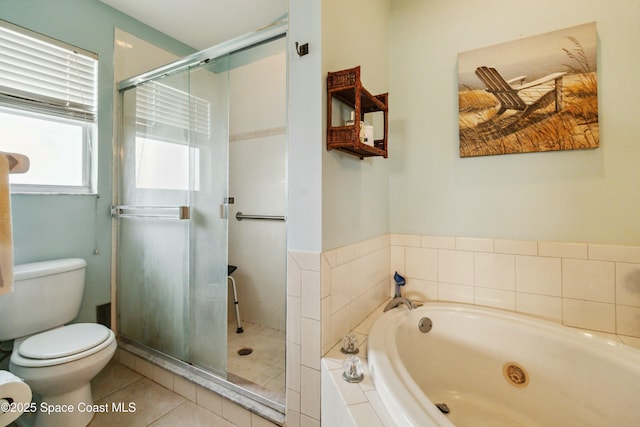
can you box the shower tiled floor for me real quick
[226,321,286,402]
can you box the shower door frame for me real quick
[112,22,288,415]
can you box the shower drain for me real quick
[237,347,253,356]
[503,362,529,387]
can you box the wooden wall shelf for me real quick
[327,66,388,159]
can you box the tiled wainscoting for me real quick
[286,251,322,427]
[286,238,391,426]
[390,234,640,341]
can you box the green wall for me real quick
[389,0,640,246]
[1,0,194,322]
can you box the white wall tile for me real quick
[515,256,561,296]
[134,357,154,379]
[321,296,333,354]
[196,385,222,416]
[286,343,301,392]
[437,282,474,304]
[323,249,338,268]
[300,367,321,420]
[562,259,615,303]
[287,296,301,344]
[355,239,373,258]
[328,368,368,406]
[301,318,321,369]
[174,375,197,402]
[365,392,393,427]
[404,279,437,302]
[616,305,640,337]
[474,252,515,290]
[320,364,352,427]
[475,287,515,311]
[390,233,420,247]
[350,402,385,427]
[292,251,321,271]
[321,256,332,298]
[331,305,351,346]
[563,299,615,333]
[331,263,351,314]
[300,414,320,427]
[405,247,437,281]
[287,389,301,412]
[371,234,390,252]
[616,263,640,307]
[421,235,455,249]
[494,239,537,255]
[288,254,302,297]
[350,256,369,301]
[350,292,370,329]
[589,244,640,263]
[455,237,493,252]
[153,366,173,390]
[539,241,587,259]
[301,270,321,320]
[336,244,357,266]
[286,410,301,427]
[252,413,279,427]
[515,293,562,323]
[438,249,473,285]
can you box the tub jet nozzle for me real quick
[436,403,450,414]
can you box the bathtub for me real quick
[367,303,640,427]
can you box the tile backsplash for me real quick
[390,235,640,338]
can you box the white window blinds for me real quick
[137,81,210,136]
[0,20,97,121]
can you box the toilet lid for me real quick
[18,323,110,359]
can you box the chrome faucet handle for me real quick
[383,296,415,312]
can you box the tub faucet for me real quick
[384,272,415,312]
[383,296,416,312]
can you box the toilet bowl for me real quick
[0,259,117,427]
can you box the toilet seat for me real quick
[11,324,115,368]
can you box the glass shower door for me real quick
[116,56,230,377]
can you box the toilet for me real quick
[0,258,117,427]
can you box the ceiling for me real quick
[100,0,288,50]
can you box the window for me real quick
[133,80,209,191]
[0,20,98,193]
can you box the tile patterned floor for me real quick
[7,320,285,427]
[88,361,237,427]
[226,321,285,397]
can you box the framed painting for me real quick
[458,22,598,157]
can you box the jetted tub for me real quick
[367,303,640,426]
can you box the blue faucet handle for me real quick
[394,271,406,287]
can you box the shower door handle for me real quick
[111,205,190,220]
[219,197,234,219]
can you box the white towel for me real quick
[0,153,13,295]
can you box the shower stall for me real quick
[112,23,287,412]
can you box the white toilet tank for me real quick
[0,258,87,341]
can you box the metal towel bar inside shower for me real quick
[235,212,286,221]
